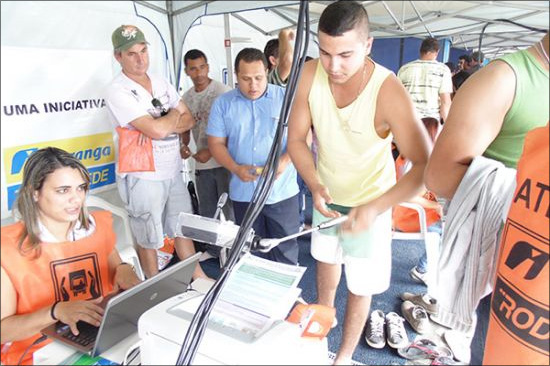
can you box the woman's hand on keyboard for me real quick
[55,297,105,335]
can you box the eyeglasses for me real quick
[151,98,168,116]
[151,98,162,108]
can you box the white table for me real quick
[34,278,329,365]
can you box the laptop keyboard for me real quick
[60,321,99,347]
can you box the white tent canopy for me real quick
[163,1,549,84]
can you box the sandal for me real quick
[397,338,453,360]
[431,356,461,365]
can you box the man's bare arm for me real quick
[175,100,195,133]
[288,61,318,190]
[425,60,515,199]
[287,60,339,218]
[276,29,295,83]
[130,100,195,140]
[371,74,431,213]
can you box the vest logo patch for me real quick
[505,241,549,280]
[50,253,103,302]
[491,277,549,355]
[491,219,549,355]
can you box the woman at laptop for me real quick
[1,147,142,365]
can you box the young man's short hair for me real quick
[234,48,268,73]
[458,54,472,63]
[471,51,484,63]
[420,37,440,54]
[263,39,279,70]
[318,1,370,38]
[184,49,208,66]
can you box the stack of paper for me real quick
[170,253,305,341]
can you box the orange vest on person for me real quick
[393,155,441,232]
[483,124,549,365]
[0,211,116,365]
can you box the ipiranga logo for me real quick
[3,133,115,184]
[3,133,117,210]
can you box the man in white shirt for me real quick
[181,49,234,258]
[105,25,208,280]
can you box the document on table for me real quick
[217,253,305,319]
[170,253,306,341]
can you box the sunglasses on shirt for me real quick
[151,98,168,116]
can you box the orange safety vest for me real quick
[0,211,116,365]
[393,155,441,232]
[483,124,549,365]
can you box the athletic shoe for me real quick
[365,310,386,349]
[400,292,439,315]
[401,300,430,334]
[385,312,409,349]
[409,266,429,286]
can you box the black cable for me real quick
[17,334,47,365]
[478,18,547,60]
[175,1,310,364]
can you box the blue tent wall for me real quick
[370,38,402,74]
[449,47,469,63]
[370,37,448,74]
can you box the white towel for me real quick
[434,156,516,333]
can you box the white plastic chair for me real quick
[392,202,440,294]
[86,194,144,280]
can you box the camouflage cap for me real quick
[112,25,148,51]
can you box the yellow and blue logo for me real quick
[3,133,116,209]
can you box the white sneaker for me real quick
[385,312,409,349]
[365,310,386,349]
[401,300,430,334]
[409,266,429,286]
[400,292,439,315]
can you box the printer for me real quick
[138,292,328,365]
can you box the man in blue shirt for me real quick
[207,48,300,265]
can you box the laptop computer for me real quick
[41,252,200,357]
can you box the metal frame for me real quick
[140,0,547,84]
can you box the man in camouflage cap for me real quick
[111,24,149,52]
[105,25,208,280]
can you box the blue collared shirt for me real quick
[207,84,298,204]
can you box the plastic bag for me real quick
[116,126,155,173]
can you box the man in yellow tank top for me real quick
[288,1,431,364]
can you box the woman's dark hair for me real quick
[15,147,90,255]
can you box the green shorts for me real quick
[311,204,392,296]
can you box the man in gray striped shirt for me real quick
[397,37,453,124]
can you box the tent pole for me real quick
[166,0,176,84]
[224,13,234,88]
